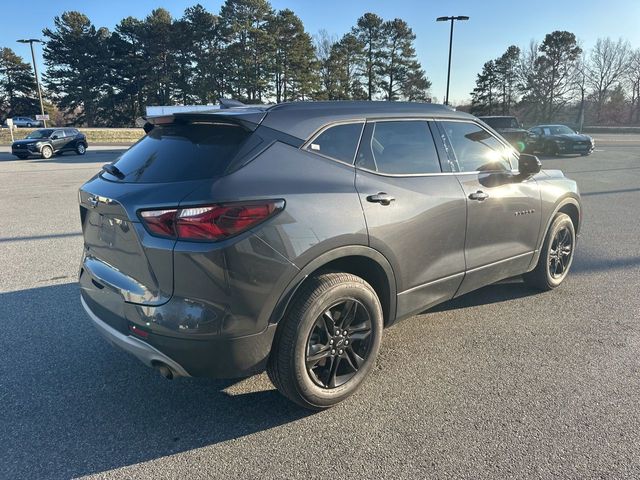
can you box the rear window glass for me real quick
[367,121,441,175]
[307,123,364,163]
[104,123,249,183]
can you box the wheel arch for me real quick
[269,246,398,328]
[528,195,581,270]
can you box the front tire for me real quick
[40,146,53,159]
[544,142,558,156]
[267,272,383,410]
[76,143,86,155]
[524,213,575,290]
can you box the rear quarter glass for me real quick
[103,123,250,183]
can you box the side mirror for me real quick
[51,135,58,140]
[518,153,541,177]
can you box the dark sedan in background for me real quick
[526,124,594,156]
[11,127,88,159]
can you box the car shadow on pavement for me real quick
[0,283,310,480]
[428,279,537,313]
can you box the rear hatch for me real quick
[79,116,260,309]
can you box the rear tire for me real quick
[267,272,383,410]
[524,213,575,291]
[40,146,53,159]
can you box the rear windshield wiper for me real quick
[102,163,125,179]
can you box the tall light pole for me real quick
[436,16,469,105]
[17,38,46,127]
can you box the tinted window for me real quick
[364,121,441,174]
[544,125,574,135]
[480,117,519,129]
[26,129,53,139]
[53,130,65,138]
[307,123,363,163]
[440,121,513,172]
[105,123,250,183]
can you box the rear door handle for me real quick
[468,190,489,201]
[366,192,396,206]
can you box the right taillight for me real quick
[139,200,284,242]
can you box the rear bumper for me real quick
[80,291,278,378]
[81,295,190,377]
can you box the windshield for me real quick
[545,125,575,135]
[26,129,53,139]
[481,117,519,129]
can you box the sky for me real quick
[2,0,640,104]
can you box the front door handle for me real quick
[468,190,489,201]
[366,192,396,206]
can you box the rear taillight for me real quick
[139,200,284,241]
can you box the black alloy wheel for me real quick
[524,212,576,290]
[267,272,383,410]
[548,226,573,279]
[305,298,373,389]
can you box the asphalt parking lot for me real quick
[1,136,639,479]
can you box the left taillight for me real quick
[139,200,284,242]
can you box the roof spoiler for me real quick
[143,109,267,134]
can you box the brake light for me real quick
[140,209,177,237]
[139,200,284,241]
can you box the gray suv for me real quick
[79,101,581,409]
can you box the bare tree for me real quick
[626,49,640,123]
[314,29,337,99]
[585,37,630,122]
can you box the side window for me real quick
[440,121,513,172]
[53,130,65,138]
[307,122,364,163]
[361,121,441,175]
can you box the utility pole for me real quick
[17,38,46,127]
[436,16,469,105]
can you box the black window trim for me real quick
[434,118,519,174]
[302,120,366,166]
[354,117,447,178]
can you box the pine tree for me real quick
[107,16,148,125]
[325,33,366,100]
[352,13,385,100]
[269,9,320,102]
[379,19,430,101]
[470,60,497,115]
[494,45,520,114]
[220,0,275,102]
[43,11,110,126]
[0,48,39,118]
[183,5,225,104]
[528,31,582,122]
